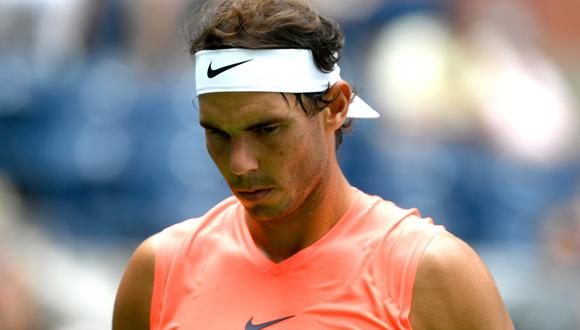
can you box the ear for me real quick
[321,81,352,132]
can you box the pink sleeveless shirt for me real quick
[150,189,444,329]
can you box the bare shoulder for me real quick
[409,232,514,330]
[112,234,161,330]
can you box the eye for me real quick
[255,125,280,135]
[207,128,230,139]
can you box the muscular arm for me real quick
[409,232,513,330]
[112,235,159,330]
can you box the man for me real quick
[113,0,514,329]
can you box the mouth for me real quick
[235,188,273,202]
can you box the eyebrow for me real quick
[245,118,285,131]
[199,117,286,132]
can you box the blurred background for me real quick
[0,0,579,329]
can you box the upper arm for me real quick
[113,234,159,330]
[409,232,513,330]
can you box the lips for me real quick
[236,188,273,202]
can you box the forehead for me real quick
[199,92,299,126]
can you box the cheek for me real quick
[205,137,229,173]
[278,128,328,182]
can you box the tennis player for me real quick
[113,0,514,329]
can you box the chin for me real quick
[245,206,285,222]
[244,199,295,222]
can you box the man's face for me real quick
[199,92,331,221]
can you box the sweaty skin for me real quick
[112,82,514,329]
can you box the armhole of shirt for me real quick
[149,196,239,329]
[387,213,446,329]
[150,226,182,330]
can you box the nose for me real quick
[229,138,259,176]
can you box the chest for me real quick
[155,239,407,330]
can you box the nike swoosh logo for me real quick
[245,315,295,330]
[207,59,253,78]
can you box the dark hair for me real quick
[188,0,353,149]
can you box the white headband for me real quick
[194,48,379,118]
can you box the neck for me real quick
[245,163,356,263]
